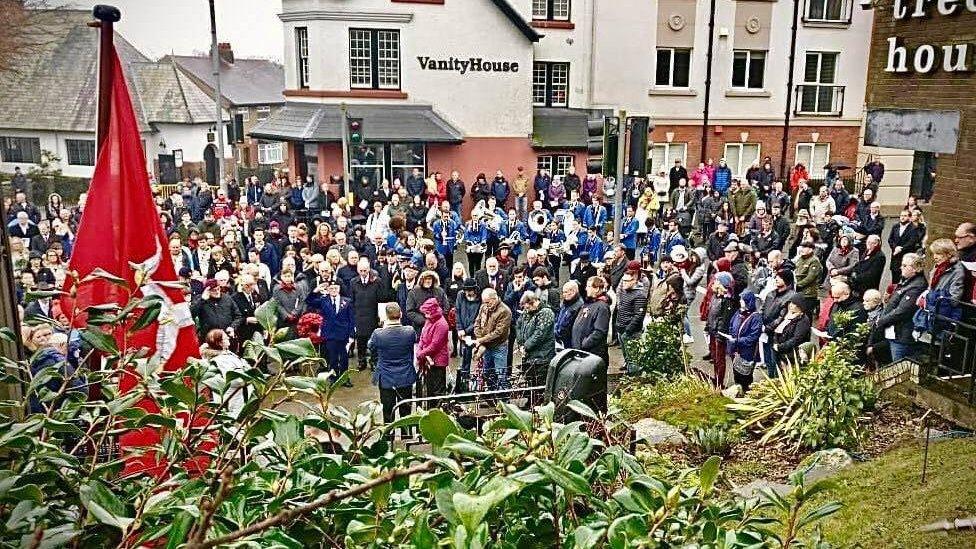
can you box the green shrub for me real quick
[622,311,688,378]
[615,375,735,430]
[687,423,742,458]
[728,342,877,451]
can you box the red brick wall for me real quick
[865,0,976,240]
[648,124,860,176]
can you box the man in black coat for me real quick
[850,235,886,296]
[871,253,928,362]
[350,258,382,369]
[191,280,244,340]
[825,279,867,338]
[231,273,265,348]
[475,257,509,294]
[570,252,597,290]
[705,223,731,262]
[570,276,612,412]
[669,158,688,190]
[887,209,921,284]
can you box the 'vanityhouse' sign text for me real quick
[417,56,520,74]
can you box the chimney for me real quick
[217,42,234,64]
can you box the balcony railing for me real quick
[802,0,853,24]
[794,84,845,116]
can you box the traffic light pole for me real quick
[612,109,627,245]
[340,103,350,196]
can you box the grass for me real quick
[816,437,976,548]
[614,375,734,430]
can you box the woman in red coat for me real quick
[416,297,450,399]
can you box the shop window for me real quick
[723,143,761,178]
[731,50,766,90]
[296,27,310,88]
[258,142,284,165]
[650,143,687,175]
[537,154,574,177]
[533,0,571,21]
[349,28,400,90]
[655,48,691,88]
[391,143,426,184]
[65,139,96,166]
[348,143,427,186]
[0,136,41,164]
[533,62,569,107]
[795,143,830,175]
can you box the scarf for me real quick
[837,244,852,256]
[280,282,295,291]
[930,261,951,289]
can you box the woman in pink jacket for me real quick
[416,297,450,399]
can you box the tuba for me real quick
[529,210,549,233]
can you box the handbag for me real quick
[732,355,756,376]
[447,307,458,330]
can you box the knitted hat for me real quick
[714,272,734,292]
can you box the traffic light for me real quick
[587,115,619,177]
[347,117,364,146]
[627,116,652,178]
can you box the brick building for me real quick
[860,0,976,236]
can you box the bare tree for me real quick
[0,0,71,75]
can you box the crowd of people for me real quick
[9,154,976,423]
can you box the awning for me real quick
[249,102,464,143]
[532,107,589,149]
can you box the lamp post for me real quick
[209,0,227,193]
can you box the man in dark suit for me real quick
[887,209,921,284]
[475,256,509,294]
[232,273,265,348]
[350,258,382,370]
[307,279,355,387]
[850,234,886,296]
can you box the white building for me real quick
[0,10,233,184]
[253,0,874,208]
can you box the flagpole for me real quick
[91,5,121,154]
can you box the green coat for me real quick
[516,306,556,363]
[794,253,823,299]
[730,189,757,219]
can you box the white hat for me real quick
[670,245,689,262]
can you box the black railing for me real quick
[794,85,845,116]
[924,296,976,405]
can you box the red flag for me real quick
[64,45,202,476]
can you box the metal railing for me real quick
[794,85,845,116]
[923,296,976,406]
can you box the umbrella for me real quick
[824,162,851,170]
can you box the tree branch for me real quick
[184,460,437,549]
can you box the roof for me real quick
[0,10,152,133]
[0,9,223,134]
[168,55,285,106]
[250,103,464,143]
[532,108,589,149]
[130,62,222,124]
[491,0,543,42]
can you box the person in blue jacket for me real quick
[431,210,462,264]
[713,159,734,196]
[454,278,482,392]
[727,289,763,392]
[463,218,488,275]
[368,302,418,424]
[307,279,356,387]
[620,206,639,259]
[577,225,605,262]
[533,169,552,204]
[659,218,687,262]
[491,170,511,208]
[581,196,608,234]
[641,219,662,264]
[405,167,426,199]
[526,201,553,248]
[500,209,528,257]
[565,190,586,221]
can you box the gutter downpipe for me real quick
[700,0,717,164]
[780,0,801,179]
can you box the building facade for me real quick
[859,0,975,234]
[253,0,873,210]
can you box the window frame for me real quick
[236,107,250,123]
[256,106,271,121]
[257,142,284,165]
[536,154,575,177]
[799,51,841,114]
[348,142,427,185]
[0,136,41,164]
[349,28,401,91]
[804,0,852,23]
[731,50,766,90]
[723,143,762,178]
[532,0,571,21]
[532,61,570,108]
[655,47,691,88]
[296,26,310,89]
[65,139,96,166]
[650,143,688,175]
[795,142,830,174]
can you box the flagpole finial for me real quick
[93,4,121,23]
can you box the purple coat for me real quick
[416,298,450,367]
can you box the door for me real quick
[157,153,178,184]
[204,145,218,185]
